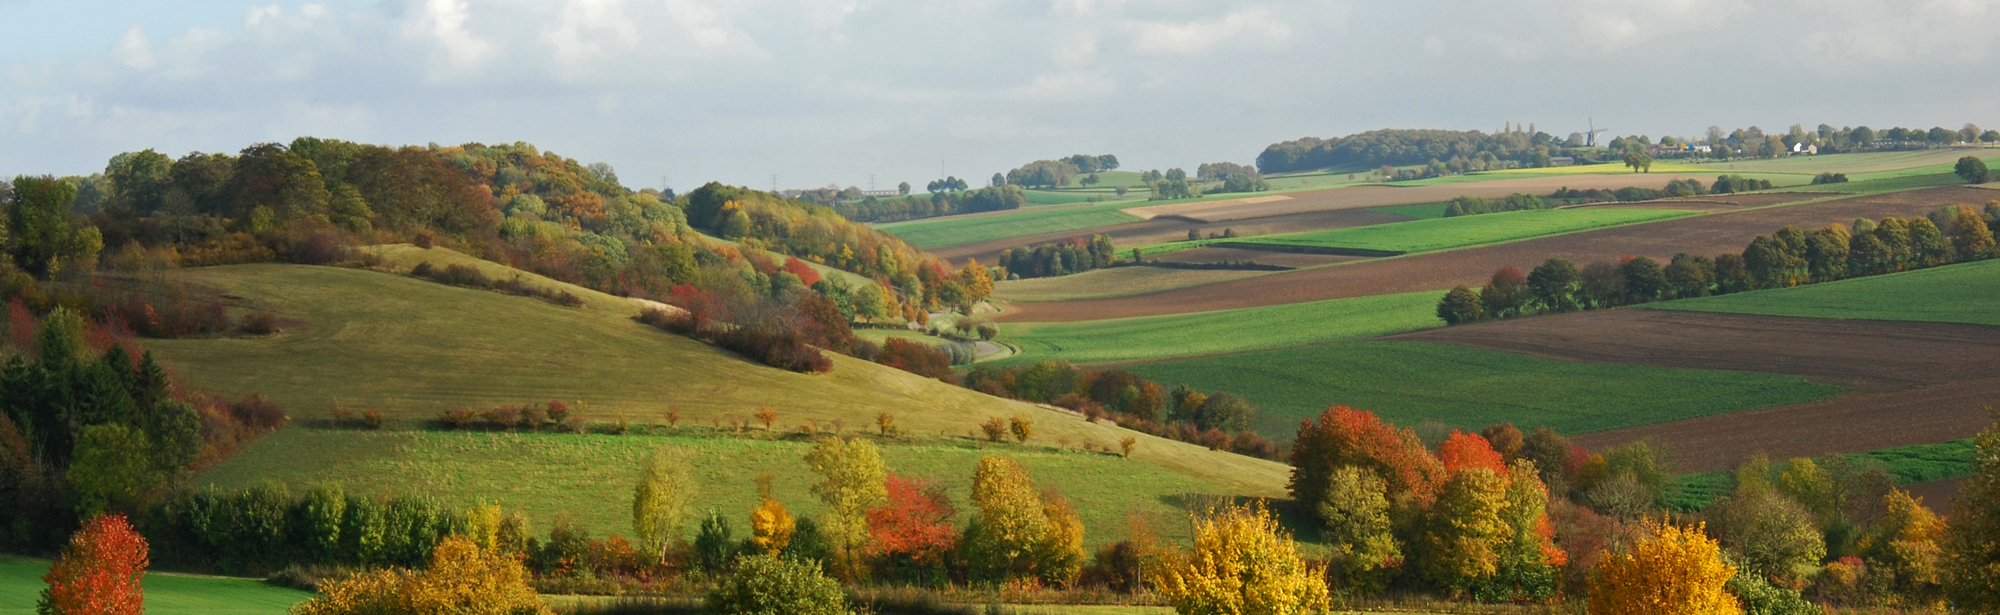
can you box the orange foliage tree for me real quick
[1290,406,1444,515]
[867,474,959,577]
[1439,431,1507,476]
[39,514,148,615]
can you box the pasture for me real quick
[199,429,1232,548]
[137,263,1291,498]
[999,291,1444,365]
[0,557,309,615]
[1229,208,1696,254]
[1125,341,1841,441]
[877,203,1142,249]
[1649,258,2000,326]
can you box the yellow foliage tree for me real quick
[1859,488,1944,606]
[966,456,1051,582]
[292,536,550,615]
[805,437,888,580]
[751,498,796,556]
[1036,496,1087,587]
[633,447,697,563]
[1588,521,1741,615]
[1418,467,1509,595]
[1157,501,1330,615]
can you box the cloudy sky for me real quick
[3,0,1997,191]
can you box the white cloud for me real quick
[403,0,490,66]
[665,0,734,49]
[1558,0,1749,53]
[546,0,641,65]
[113,26,154,70]
[1792,0,2000,63]
[1133,8,1292,54]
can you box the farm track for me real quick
[1394,309,2000,473]
[932,208,1411,265]
[999,186,1994,322]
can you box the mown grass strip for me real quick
[1231,208,1695,254]
[998,291,1445,366]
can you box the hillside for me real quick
[146,260,1292,541]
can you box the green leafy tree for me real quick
[1955,156,1990,184]
[695,511,738,573]
[1526,258,1580,312]
[804,437,887,580]
[633,447,697,563]
[708,554,854,615]
[1945,415,2000,610]
[7,176,101,277]
[67,424,154,518]
[1317,466,1400,594]
[1419,467,1509,596]
[1437,286,1483,325]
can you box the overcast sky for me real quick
[3,0,1997,191]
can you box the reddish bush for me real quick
[782,257,822,287]
[228,395,289,431]
[877,338,952,380]
[1438,431,1506,476]
[437,409,477,430]
[712,325,831,374]
[1290,406,1445,507]
[40,514,148,615]
[1228,431,1278,459]
[867,475,958,570]
[635,307,696,335]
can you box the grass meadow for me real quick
[1233,208,1696,254]
[140,263,1293,499]
[199,429,1237,548]
[998,291,1444,365]
[1125,341,1843,441]
[1649,258,2000,326]
[877,203,1143,249]
[1365,202,1450,219]
[0,557,310,614]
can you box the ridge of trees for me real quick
[996,234,1117,280]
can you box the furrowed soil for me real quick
[1394,309,2000,472]
[1146,247,1362,268]
[932,208,1412,265]
[1123,173,1710,221]
[1001,187,1991,322]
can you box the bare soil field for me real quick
[993,267,1266,303]
[1000,187,1993,322]
[1147,247,1361,268]
[1906,479,1968,510]
[934,208,1412,265]
[1125,174,1710,222]
[1394,309,2000,472]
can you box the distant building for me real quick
[860,189,900,197]
[1548,156,1575,167]
[1791,142,1819,155]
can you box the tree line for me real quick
[1258,128,1563,174]
[1003,155,1119,189]
[1439,201,2000,325]
[996,234,1117,279]
[827,185,1027,224]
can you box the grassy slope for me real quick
[877,204,1143,250]
[1127,341,1842,441]
[1235,209,1696,254]
[1648,258,2000,326]
[999,291,1444,366]
[201,429,1223,548]
[0,557,309,615]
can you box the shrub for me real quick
[707,554,853,615]
[239,311,280,335]
[292,536,550,615]
[1588,522,1738,615]
[1008,416,1034,443]
[436,409,476,430]
[230,394,289,431]
[876,338,952,380]
[39,514,148,615]
[359,409,385,430]
[980,418,1008,442]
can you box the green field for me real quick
[1365,202,1450,220]
[0,557,309,614]
[995,268,1266,303]
[1232,208,1696,254]
[201,429,1233,548]
[1125,341,1843,441]
[1694,149,2000,177]
[139,262,1292,501]
[1024,190,1110,206]
[1000,291,1444,365]
[1650,258,2000,326]
[877,203,1143,250]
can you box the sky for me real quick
[3,0,1998,192]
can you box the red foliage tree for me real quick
[7,298,33,350]
[1289,406,1444,509]
[40,514,149,615]
[1438,431,1506,476]
[866,475,958,567]
[783,257,823,287]
[876,338,952,380]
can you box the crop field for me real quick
[1122,173,1712,222]
[1366,202,1449,219]
[994,267,1267,302]
[1004,186,1982,322]
[1649,258,2000,326]
[937,208,1413,266]
[877,203,1143,249]
[1410,309,2000,472]
[1232,208,1695,254]
[999,291,1444,365]
[1125,341,1840,440]
[1024,190,1112,206]
[201,429,1239,548]
[1693,149,2000,176]
[0,557,309,614]
[1668,438,1978,512]
[138,263,1294,498]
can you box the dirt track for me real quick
[1395,310,2000,472]
[933,208,1411,265]
[999,187,1996,322]
[1126,173,1710,222]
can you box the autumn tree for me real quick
[751,499,796,556]
[293,536,550,615]
[1489,460,1564,600]
[1588,522,1741,615]
[1437,286,1484,324]
[1945,415,2000,610]
[1860,489,1944,607]
[633,446,697,563]
[38,514,148,615]
[1713,479,1824,585]
[1418,466,1509,596]
[1948,206,1995,258]
[866,474,958,581]
[1290,407,1443,514]
[1157,501,1329,615]
[1317,466,1400,595]
[805,437,888,580]
[1481,424,1525,463]
[962,455,1080,586]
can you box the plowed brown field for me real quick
[1000,187,1994,322]
[1395,310,2000,472]
[933,208,1411,264]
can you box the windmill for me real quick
[1585,117,1609,148]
